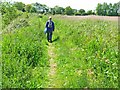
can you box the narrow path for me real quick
[47,43,57,88]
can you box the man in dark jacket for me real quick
[46,16,55,43]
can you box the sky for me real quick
[4,0,120,11]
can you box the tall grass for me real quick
[2,14,49,88]
[0,9,2,89]
[52,16,118,88]
[2,14,118,88]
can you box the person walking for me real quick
[45,16,55,43]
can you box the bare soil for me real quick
[48,43,57,88]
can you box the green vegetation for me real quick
[52,16,118,88]
[1,1,119,16]
[2,14,118,88]
[1,2,23,29]
[13,2,25,11]
[1,1,118,88]
[2,14,49,88]
[65,6,74,15]
[96,2,120,16]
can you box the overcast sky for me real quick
[5,0,120,11]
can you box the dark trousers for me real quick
[47,32,52,41]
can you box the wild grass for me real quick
[2,14,49,88]
[2,14,118,88]
[52,16,118,88]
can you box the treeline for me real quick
[96,2,120,16]
[1,1,120,18]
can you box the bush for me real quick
[2,15,49,88]
[1,2,22,29]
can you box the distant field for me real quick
[55,15,118,21]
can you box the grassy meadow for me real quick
[2,14,118,88]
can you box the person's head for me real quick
[49,16,52,20]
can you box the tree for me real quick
[49,8,55,15]
[112,3,119,16]
[102,2,109,16]
[87,10,93,15]
[54,6,59,14]
[42,4,49,14]
[79,9,86,15]
[54,6,64,14]
[117,2,120,15]
[32,3,48,14]
[31,6,37,13]
[96,3,103,15]
[65,6,73,15]
[107,3,113,16]
[25,4,32,12]
[1,2,19,28]
[73,9,78,15]
[96,2,119,16]
[52,10,56,15]
[13,2,25,11]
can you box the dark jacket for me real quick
[46,20,55,32]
